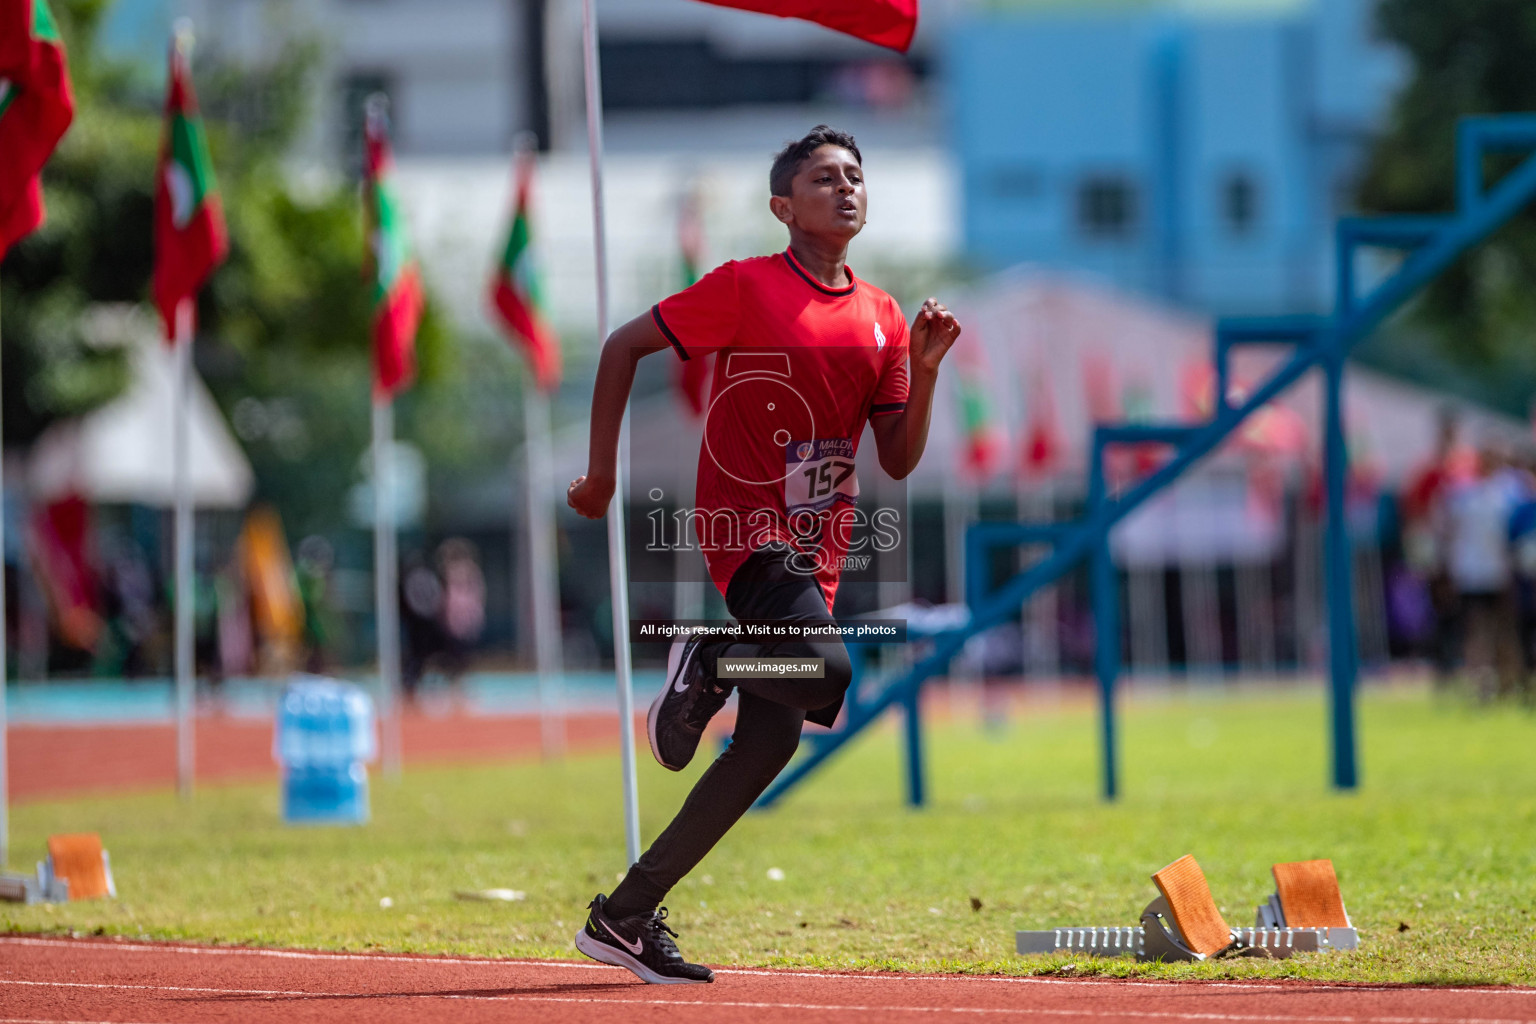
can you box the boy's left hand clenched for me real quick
[910,297,961,375]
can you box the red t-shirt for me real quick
[652,249,910,608]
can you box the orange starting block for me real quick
[0,833,116,904]
[1016,854,1359,961]
[1258,858,1352,930]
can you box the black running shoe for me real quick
[647,636,731,771]
[574,893,714,984]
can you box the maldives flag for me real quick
[1082,350,1120,423]
[1122,375,1165,478]
[1178,358,1217,419]
[673,189,711,418]
[0,176,43,259]
[364,98,424,398]
[0,0,74,259]
[695,0,918,52]
[1018,360,1061,480]
[31,493,101,653]
[153,29,227,339]
[954,349,1002,479]
[488,147,560,393]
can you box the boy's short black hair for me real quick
[769,125,862,198]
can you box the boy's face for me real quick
[771,145,866,242]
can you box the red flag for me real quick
[1179,357,1216,420]
[363,97,424,398]
[1122,373,1166,478]
[1082,350,1120,423]
[1238,401,1309,458]
[31,494,101,653]
[488,146,561,393]
[153,28,228,339]
[695,0,918,53]
[673,187,712,418]
[1018,359,1061,479]
[0,0,74,259]
[0,175,42,257]
[954,340,1003,480]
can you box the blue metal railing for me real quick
[755,115,1536,810]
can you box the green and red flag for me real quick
[0,0,74,260]
[1082,350,1121,423]
[364,97,424,398]
[153,28,227,339]
[31,494,101,654]
[673,188,711,418]
[954,343,1002,480]
[0,177,43,259]
[488,147,560,393]
[695,0,918,52]
[1121,373,1165,478]
[1018,359,1061,480]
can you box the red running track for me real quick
[6,710,641,803]
[1,935,1533,1024]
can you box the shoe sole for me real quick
[647,640,692,771]
[574,928,712,984]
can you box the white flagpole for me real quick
[173,297,195,800]
[523,385,566,758]
[373,395,403,778]
[580,0,641,866]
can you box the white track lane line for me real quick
[1,1019,171,1024]
[1,979,311,997]
[1,978,1532,1024]
[3,936,1533,1000]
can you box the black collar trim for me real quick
[783,249,857,296]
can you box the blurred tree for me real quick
[1,0,454,537]
[1357,0,1536,413]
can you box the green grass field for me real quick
[5,679,1534,985]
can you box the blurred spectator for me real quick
[1439,445,1530,700]
[216,561,253,677]
[400,550,445,705]
[296,535,338,673]
[240,506,305,673]
[1506,456,1536,704]
[436,538,485,685]
[1401,411,1476,679]
[98,539,164,677]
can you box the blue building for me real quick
[946,0,1406,316]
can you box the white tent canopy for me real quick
[28,307,253,509]
[946,267,1530,489]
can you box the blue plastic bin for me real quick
[274,676,377,825]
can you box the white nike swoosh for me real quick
[600,919,643,955]
[672,646,691,693]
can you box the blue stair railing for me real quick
[755,114,1536,810]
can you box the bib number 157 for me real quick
[785,438,858,514]
[804,459,854,499]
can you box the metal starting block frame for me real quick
[1016,856,1359,962]
[1017,897,1356,961]
[0,870,69,904]
[0,834,116,905]
[0,855,80,904]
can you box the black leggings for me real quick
[605,544,852,917]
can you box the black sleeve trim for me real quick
[651,304,689,361]
[870,402,906,416]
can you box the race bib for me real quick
[785,438,858,515]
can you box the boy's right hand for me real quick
[567,472,615,519]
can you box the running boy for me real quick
[566,125,961,984]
